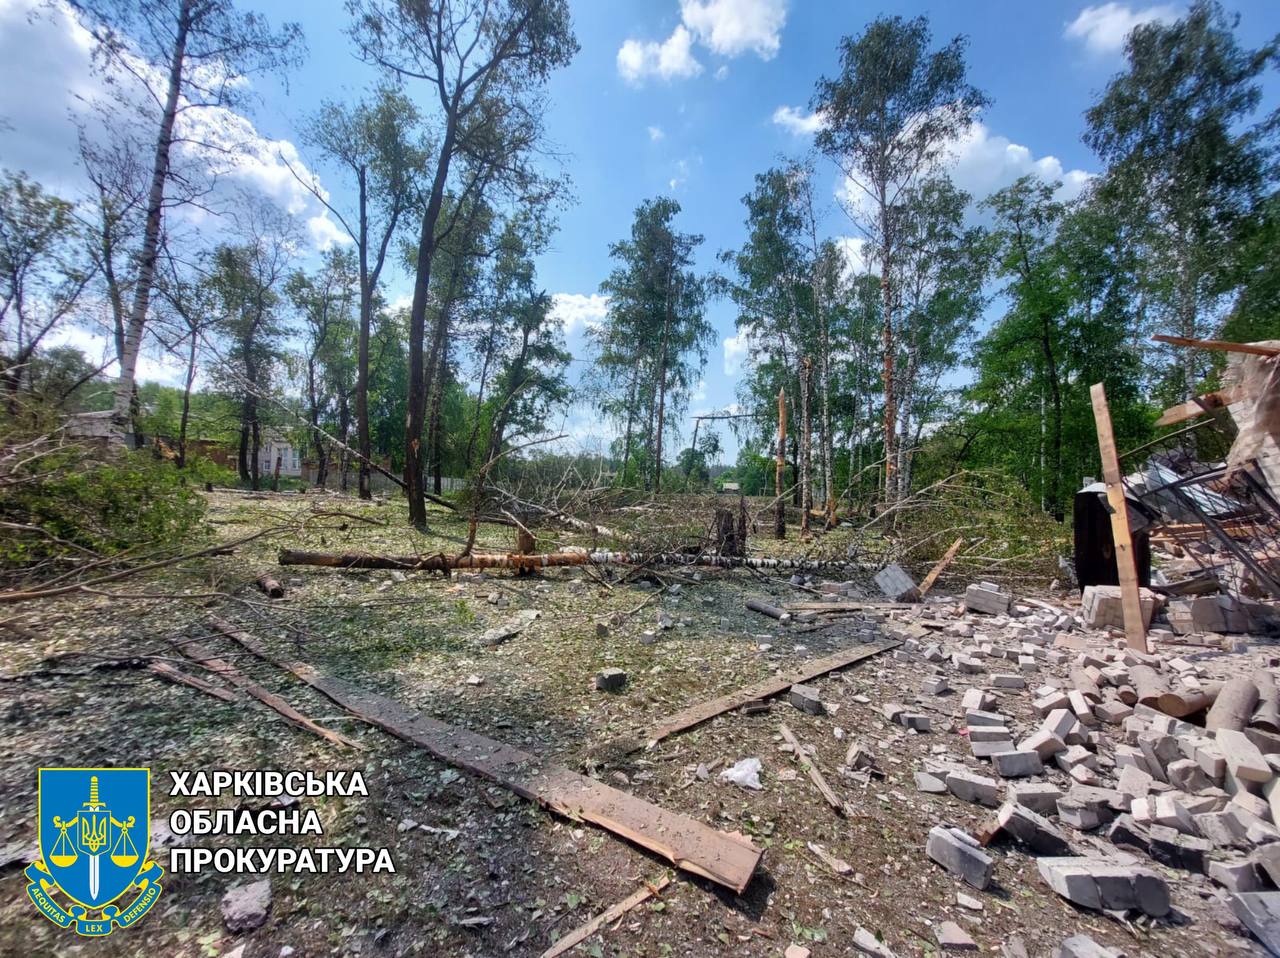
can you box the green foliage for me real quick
[0,449,209,575]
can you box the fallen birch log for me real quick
[278,548,876,574]
[1207,677,1259,733]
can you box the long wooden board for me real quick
[630,640,896,750]
[918,536,964,596]
[210,619,762,893]
[1090,383,1149,652]
[1154,386,1243,427]
[1153,334,1280,357]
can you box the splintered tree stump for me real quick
[710,507,745,558]
[1207,677,1260,733]
[514,527,537,576]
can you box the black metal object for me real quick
[1072,487,1151,592]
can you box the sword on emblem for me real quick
[75,776,111,901]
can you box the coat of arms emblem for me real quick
[26,768,164,937]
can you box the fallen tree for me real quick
[277,548,876,574]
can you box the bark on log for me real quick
[1070,667,1102,703]
[745,598,790,622]
[1254,672,1280,734]
[1130,665,1169,708]
[1156,682,1220,719]
[255,574,284,598]
[1206,677,1260,734]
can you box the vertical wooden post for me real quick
[1090,382,1148,652]
[775,387,786,539]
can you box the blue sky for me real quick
[4,0,1280,461]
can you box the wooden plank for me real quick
[173,632,362,749]
[637,640,897,749]
[779,724,850,817]
[541,876,671,958]
[1154,386,1243,427]
[918,536,965,596]
[1153,334,1280,357]
[147,660,238,703]
[211,619,763,894]
[1090,383,1149,653]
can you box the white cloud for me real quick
[837,120,1093,223]
[1064,3,1180,56]
[723,331,752,376]
[618,0,786,85]
[647,125,665,142]
[550,293,610,336]
[947,121,1092,204]
[691,379,707,402]
[0,0,337,252]
[617,25,702,85]
[771,104,827,136]
[45,325,188,386]
[714,65,730,81]
[679,0,787,59]
[834,236,869,278]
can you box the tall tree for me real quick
[1084,0,1279,397]
[0,171,92,408]
[287,248,359,488]
[347,0,577,526]
[812,14,987,499]
[293,85,428,498]
[70,0,303,442]
[598,197,712,492]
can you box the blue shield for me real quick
[39,769,150,911]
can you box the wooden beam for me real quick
[1090,383,1149,653]
[628,641,895,751]
[779,724,851,817]
[541,876,671,958]
[918,536,965,596]
[1153,334,1280,358]
[147,660,238,703]
[1154,386,1244,427]
[211,619,763,894]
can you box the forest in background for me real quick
[2,0,1279,568]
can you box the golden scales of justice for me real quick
[49,776,138,902]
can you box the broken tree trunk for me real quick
[1206,677,1260,734]
[745,598,790,621]
[709,507,744,558]
[779,723,850,817]
[255,574,284,598]
[212,619,762,893]
[1255,672,1280,734]
[775,386,786,540]
[918,537,964,597]
[1130,665,1169,708]
[1156,683,1220,719]
[277,549,879,574]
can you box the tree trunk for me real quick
[250,417,261,491]
[111,0,193,441]
[176,327,198,469]
[356,166,373,500]
[430,338,446,495]
[404,113,458,527]
[775,386,786,539]
[800,356,812,537]
[879,192,896,503]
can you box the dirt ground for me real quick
[0,490,1268,957]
